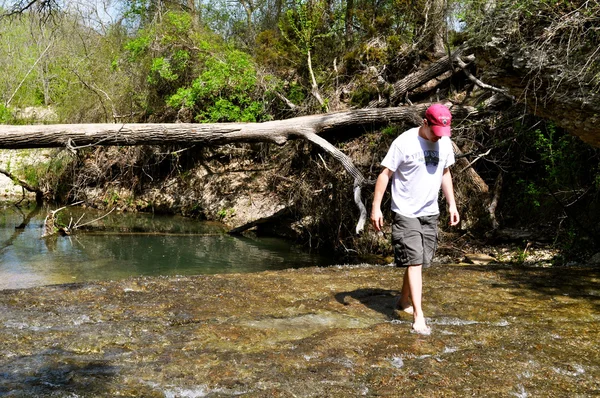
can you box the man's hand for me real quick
[448,205,460,226]
[371,168,393,232]
[371,208,384,232]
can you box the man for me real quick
[370,103,460,335]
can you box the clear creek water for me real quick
[0,264,598,396]
[0,203,335,290]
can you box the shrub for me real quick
[167,49,266,122]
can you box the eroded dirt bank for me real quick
[1,264,599,397]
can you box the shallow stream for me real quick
[1,262,599,396]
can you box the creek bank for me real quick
[2,148,597,265]
[1,264,599,397]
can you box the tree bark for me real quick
[0,107,428,234]
[488,172,502,230]
[452,142,489,194]
[367,49,473,108]
[307,49,326,110]
[0,106,448,149]
[345,0,354,46]
[430,0,447,56]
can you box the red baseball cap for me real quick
[425,104,452,137]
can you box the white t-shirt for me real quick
[381,127,455,218]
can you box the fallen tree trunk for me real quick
[0,104,481,234]
[0,107,434,234]
[0,107,437,149]
[368,49,475,108]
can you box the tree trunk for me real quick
[345,0,354,46]
[430,0,447,56]
[187,0,199,29]
[0,106,457,149]
[307,49,326,110]
[0,168,44,204]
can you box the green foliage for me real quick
[286,83,306,105]
[104,191,121,206]
[0,9,141,122]
[20,164,41,187]
[0,16,45,108]
[280,0,333,56]
[119,11,203,118]
[162,11,192,39]
[8,149,73,199]
[495,116,600,256]
[167,49,266,122]
[217,207,235,220]
[350,85,378,107]
[118,8,276,122]
[0,104,13,123]
[527,122,587,189]
[255,29,289,73]
[514,179,541,209]
[148,57,179,83]
[459,0,600,88]
[124,35,152,61]
[123,0,148,19]
[381,125,400,138]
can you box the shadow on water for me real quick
[0,349,118,396]
[334,263,600,320]
[463,264,600,312]
[335,287,401,319]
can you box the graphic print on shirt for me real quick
[424,150,439,167]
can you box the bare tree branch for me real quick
[2,0,60,20]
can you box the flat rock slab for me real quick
[1,264,599,397]
[463,252,496,265]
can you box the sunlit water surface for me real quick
[0,204,336,290]
[0,264,598,396]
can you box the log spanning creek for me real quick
[1,206,599,396]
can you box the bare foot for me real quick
[401,305,414,315]
[411,316,431,335]
[395,297,414,314]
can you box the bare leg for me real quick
[397,268,414,314]
[407,264,430,334]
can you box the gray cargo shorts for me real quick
[391,212,439,268]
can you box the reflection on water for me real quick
[0,203,335,290]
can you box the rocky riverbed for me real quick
[1,263,599,397]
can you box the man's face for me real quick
[423,119,442,142]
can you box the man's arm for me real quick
[370,168,394,231]
[441,167,460,226]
